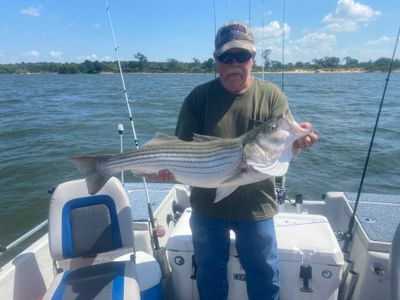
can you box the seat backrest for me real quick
[49,177,133,260]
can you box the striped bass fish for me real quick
[71,113,310,202]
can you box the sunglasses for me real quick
[217,51,253,64]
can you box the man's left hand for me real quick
[293,122,318,155]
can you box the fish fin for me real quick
[192,133,220,142]
[214,186,238,203]
[143,132,179,146]
[70,155,113,195]
[220,173,245,185]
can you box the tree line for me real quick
[0,52,398,74]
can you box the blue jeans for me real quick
[190,211,280,300]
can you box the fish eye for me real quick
[267,124,278,131]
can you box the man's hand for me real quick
[148,169,175,183]
[292,122,318,156]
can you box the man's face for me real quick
[214,48,254,95]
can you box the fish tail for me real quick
[70,155,112,195]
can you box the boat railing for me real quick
[0,220,48,257]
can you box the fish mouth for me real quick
[281,114,311,139]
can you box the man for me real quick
[155,21,317,300]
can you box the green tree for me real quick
[322,56,340,68]
[343,56,359,68]
[134,52,148,72]
[167,58,180,72]
[261,49,272,69]
[201,58,215,73]
[294,61,305,69]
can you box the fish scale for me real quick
[104,142,243,177]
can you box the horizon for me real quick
[0,0,399,64]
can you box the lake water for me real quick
[0,72,399,252]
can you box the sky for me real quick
[0,0,399,65]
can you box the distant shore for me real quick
[2,68,399,75]
[257,68,367,74]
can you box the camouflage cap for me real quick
[214,21,256,56]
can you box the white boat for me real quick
[0,175,399,300]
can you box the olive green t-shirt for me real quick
[175,77,289,221]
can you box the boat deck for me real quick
[345,192,400,243]
[125,183,176,220]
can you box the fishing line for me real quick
[342,23,400,255]
[105,0,160,251]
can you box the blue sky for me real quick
[0,0,399,64]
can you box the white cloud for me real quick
[22,50,40,58]
[50,51,63,58]
[253,21,291,62]
[367,36,392,46]
[253,21,290,51]
[285,32,338,62]
[20,6,42,17]
[254,21,290,40]
[323,0,381,32]
[297,32,337,47]
[93,23,101,30]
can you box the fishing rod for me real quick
[342,24,400,256]
[105,0,160,251]
[212,0,217,78]
[261,0,265,80]
[281,0,286,92]
[248,0,251,28]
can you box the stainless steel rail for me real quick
[0,220,48,254]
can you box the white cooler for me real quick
[166,209,344,300]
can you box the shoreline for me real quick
[2,68,399,75]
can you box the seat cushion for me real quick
[43,261,140,300]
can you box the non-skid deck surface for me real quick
[345,192,400,243]
[124,183,176,221]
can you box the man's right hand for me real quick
[148,169,175,183]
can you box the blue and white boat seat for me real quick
[43,177,140,300]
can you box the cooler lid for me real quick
[166,210,344,266]
[275,213,344,266]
